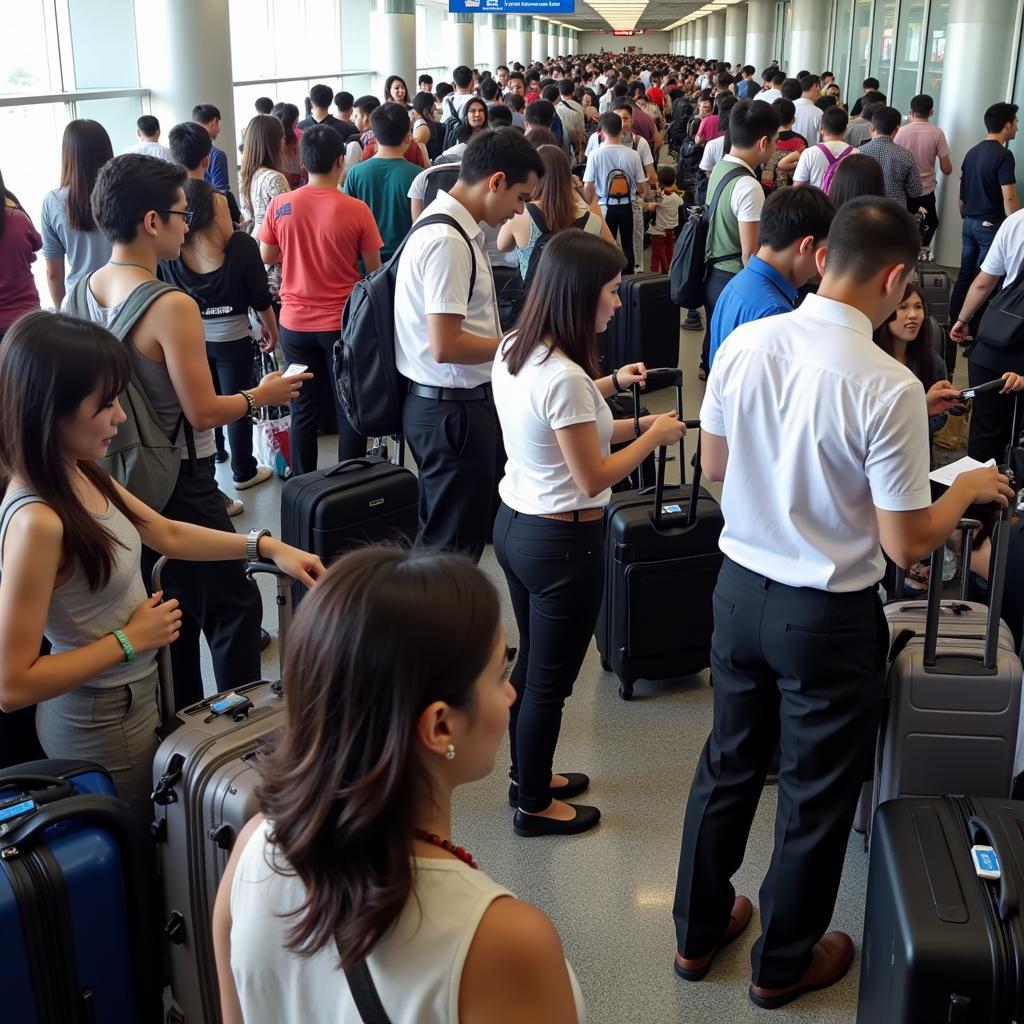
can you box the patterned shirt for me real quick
[858,136,923,207]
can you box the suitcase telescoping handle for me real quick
[968,814,1019,922]
[631,368,704,530]
[151,556,177,732]
[245,560,292,669]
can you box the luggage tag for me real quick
[971,844,1001,880]
[0,797,36,837]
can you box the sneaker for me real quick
[234,466,273,490]
[224,496,244,517]
[213,450,229,464]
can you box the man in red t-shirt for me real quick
[259,124,383,474]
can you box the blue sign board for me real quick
[448,0,575,13]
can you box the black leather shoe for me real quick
[508,773,590,808]
[513,804,601,837]
[214,450,229,464]
[259,628,271,652]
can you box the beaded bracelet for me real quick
[112,629,135,663]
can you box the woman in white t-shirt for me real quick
[491,231,687,839]
[213,546,586,1024]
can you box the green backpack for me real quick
[66,274,194,511]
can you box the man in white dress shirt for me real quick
[394,129,543,562]
[672,198,1013,1008]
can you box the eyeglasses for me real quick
[155,209,194,225]
[504,646,518,680]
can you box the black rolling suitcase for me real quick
[606,391,655,492]
[858,795,1024,1023]
[595,368,724,699]
[599,273,680,372]
[281,455,418,603]
[919,266,952,325]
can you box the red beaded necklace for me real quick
[413,829,479,870]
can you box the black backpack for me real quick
[497,204,591,331]
[420,163,461,207]
[441,96,462,152]
[334,214,476,436]
[669,164,752,309]
[421,118,445,162]
[978,265,1024,352]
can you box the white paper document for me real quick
[928,456,997,488]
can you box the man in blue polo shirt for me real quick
[708,187,837,370]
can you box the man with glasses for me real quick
[74,153,305,708]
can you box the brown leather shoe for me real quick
[674,896,754,981]
[748,931,855,1009]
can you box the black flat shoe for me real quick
[214,450,229,464]
[508,773,590,808]
[513,804,601,837]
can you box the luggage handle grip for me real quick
[968,814,1019,922]
[324,458,377,477]
[0,775,74,809]
[245,561,292,668]
[151,557,177,732]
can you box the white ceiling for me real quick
[554,0,737,34]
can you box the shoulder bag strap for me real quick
[816,142,839,166]
[705,165,754,268]
[526,203,551,235]
[343,957,392,1024]
[408,213,477,301]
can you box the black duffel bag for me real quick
[977,266,1024,350]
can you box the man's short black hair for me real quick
[822,104,849,136]
[825,196,919,284]
[524,99,556,128]
[459,126,544,188]
[743,65,756,76]
[300,123,345,174]
[168,121,212,170]
[860,90,886,110]
[191,104,221,125]
[481,78,500,101]
[800,74,820,91]
[780,78,803,102]
[254,97,273,115]
[334,91,354,112]
[370,102,411,147]
[716,71,734,88]
[137,115,159,137]
[508,71,525,85]
[985,102,1019,134]
[729,99,781,150]
[435,82,454,101]
[909,94,933,118]
[761,66,776,81]
[863,77,880,90]
[770,70,787,87]
[558,79,575,96]
[861,101,885,124]
[506,93,525,113]
[871,105,902,136]
[610,97,634,116]
[541,84,559,103]
[497,65,509,74]
[759,184,836,250]
[453,65,473,89]
[91,153,187,244]
[816,95,838,113]
[599,111,623,136]
[354,94,381,117]
[418,74,433,88]
[412,91,435,116]
[772,97,796,126]
[488,104,514,128]
[309,83,334,109]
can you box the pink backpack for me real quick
[818,143,855,194]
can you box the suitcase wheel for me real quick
[618,682,634,701]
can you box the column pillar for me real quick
[706,11,725,60]
[936,0,1017,265]
[134,0,238,193]
[371,0,416,103]
[684,22,693,54]
[547,22,559,59]
[507,15,531,67]
[694,16,708,58]
[724,3,748,67]
[744,0,774,75]
[486,14,507,69]
[789,0,829,79]
[532,18,547,62]
[561,25,572,57]
[447,13,475,77]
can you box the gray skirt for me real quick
[35,666,160,823]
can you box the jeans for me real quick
[279,325,364,477]
[139,457,262,708]
[951,216,999,326]
[912,191,939,248]
[673,559,887,987]
[701,266,736,373]
[207,337,257,482]
[493,504,605,812]
[603,202,636,274]
[967,344,1024,464]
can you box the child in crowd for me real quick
[644,165,684,273]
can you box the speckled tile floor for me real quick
[202,309,970,1023]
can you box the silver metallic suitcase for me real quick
[151,560,291,1024]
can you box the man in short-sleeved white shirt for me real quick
[673,197,1010,1007]
[699,134,727,175]
[394,129,542,562]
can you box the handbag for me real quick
[253,347,292,478]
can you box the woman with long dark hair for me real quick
[383,74,410,107]
[0,166,42,339]
[212,547,586,1023]
[0,312,323,820]
[826,152,886,208]
[492,231,687,837]
[434,97,488,164]
[272,102,303,187]
[41,119,114,309]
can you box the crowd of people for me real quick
[1,44,1024,1022]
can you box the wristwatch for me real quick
[246,528,270,562]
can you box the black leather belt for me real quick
[408,382,492,402]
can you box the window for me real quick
[0,1,61,95]
[416,5,427,69]
[869,0,896,91]
[924,0,950,118]
[831,0,854,94]
[230,0,342,82]
[891,0,926,117]
[849,0,873,96]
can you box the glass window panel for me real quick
[230,0,273,82]
[0,0,60,95]
[1010,11,1024,166]
[68,0,139,89]
[416,6,427,68]
[75,95,143,154]
[850,0,872,96]
[891,0,926,117]
[831,0,854,95]
[869,0,896,90]
[924,0,950,119]
[341,0,372,74]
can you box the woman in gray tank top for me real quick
[0,313,326,821]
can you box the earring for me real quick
[445,744,456,761]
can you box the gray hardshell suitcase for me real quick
[865,511,1023,842]
[151,559,291,1024]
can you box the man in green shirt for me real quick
[342,103,422,261]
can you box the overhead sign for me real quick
[448,0,575,12]
[611,29,647,35]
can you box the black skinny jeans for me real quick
[279,326,364,476]
[493,504,605,813]
[603,202,636,275]
[207,337,257,482]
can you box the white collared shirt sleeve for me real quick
[730,175,765,222]
[864,381,934,512]
[699,357,726,436]
[792,147,815,185]
[419,234,475,318]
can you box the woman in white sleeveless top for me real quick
[213,546,587,1023]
